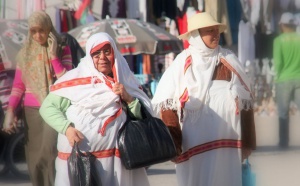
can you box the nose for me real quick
[214,29,219,35]
[213,29,219,38]
[34,32,43,40]
[99,51,106,59]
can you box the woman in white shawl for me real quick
[39,32,153,186]
[152,12,256,186]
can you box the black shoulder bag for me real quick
[117,100,177,170]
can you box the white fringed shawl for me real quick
[152,30,252,119]
[50,33,153,135]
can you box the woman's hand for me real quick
[2,108,19,134]
[48,32,58,59]
[113,82,134,104]
[65,124,84,147]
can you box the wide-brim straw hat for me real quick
[178,12,227,40]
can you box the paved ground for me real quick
[1,115,300,186]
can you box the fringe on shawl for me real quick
[238,99,254,111]
[152,99,179,118]
[153,98,253,121]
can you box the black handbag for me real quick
[117,100,177,170]
[67,142,102,186]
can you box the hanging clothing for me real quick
[152,0,177,20]
[0,71,13,112]
[176,7,199,49]
[0,0,5,18]
[102,0,127,18]
[17,0,46,19]
[91,0,104,19]
[254,23,276,59]
[58,8,77,33]
[142,54,151,74]
[126,0,147,21]
[238,20,255,67]
[226,0,243,44]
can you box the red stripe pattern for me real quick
[184,55,192,74]
[50,75,122,136]
[50,77,103,91]
[180,55,192,108]
[58,148,120,160]
[99,107,123,136]
[179,88,189,108]
[174,139,242,164]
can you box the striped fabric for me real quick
[175,139,242,164]
[58,148,120,160]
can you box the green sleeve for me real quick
[39,93,72,134]
[127,98,143,119]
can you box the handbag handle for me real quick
[121,99,151,121]
[72,142,92,157]
[245,158,251,166]
[139,101,152,119]
[243,158,252,170]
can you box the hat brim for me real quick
[178,24,227,40]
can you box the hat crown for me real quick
[178,12,226,40]
[188,12,219,31]
[279,12,295,25]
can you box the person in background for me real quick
[152,12,256,186]
[39,32,153,186]
[2,11,72,186]
[0,54,13,116]
[273,12,300,148]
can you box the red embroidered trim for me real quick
[179,55,192,108]
[103,76,114,89]
[220,58,253,98]
[179,88,189,108]
[99,107,123,136]
[174,139,242,164]
[50,77,103,91]
[58,148,120,160]
[184,55,192,74]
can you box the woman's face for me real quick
[198,25,220,49]
[30,25,50,45]
[91,44,114,75]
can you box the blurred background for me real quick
[1,0,300,186]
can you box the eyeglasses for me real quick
[91,48,112,57]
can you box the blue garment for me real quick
[242,159,256,186]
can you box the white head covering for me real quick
[183,30,220,110]
[51,32,153,113]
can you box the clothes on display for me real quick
[1,0,300,111]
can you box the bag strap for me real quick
[121,100,130,122]
[122,99,152,120]
[73,142,93,157]
[243,158,251,169]
[139,100,152,119]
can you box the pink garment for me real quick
[8,46,72,109]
